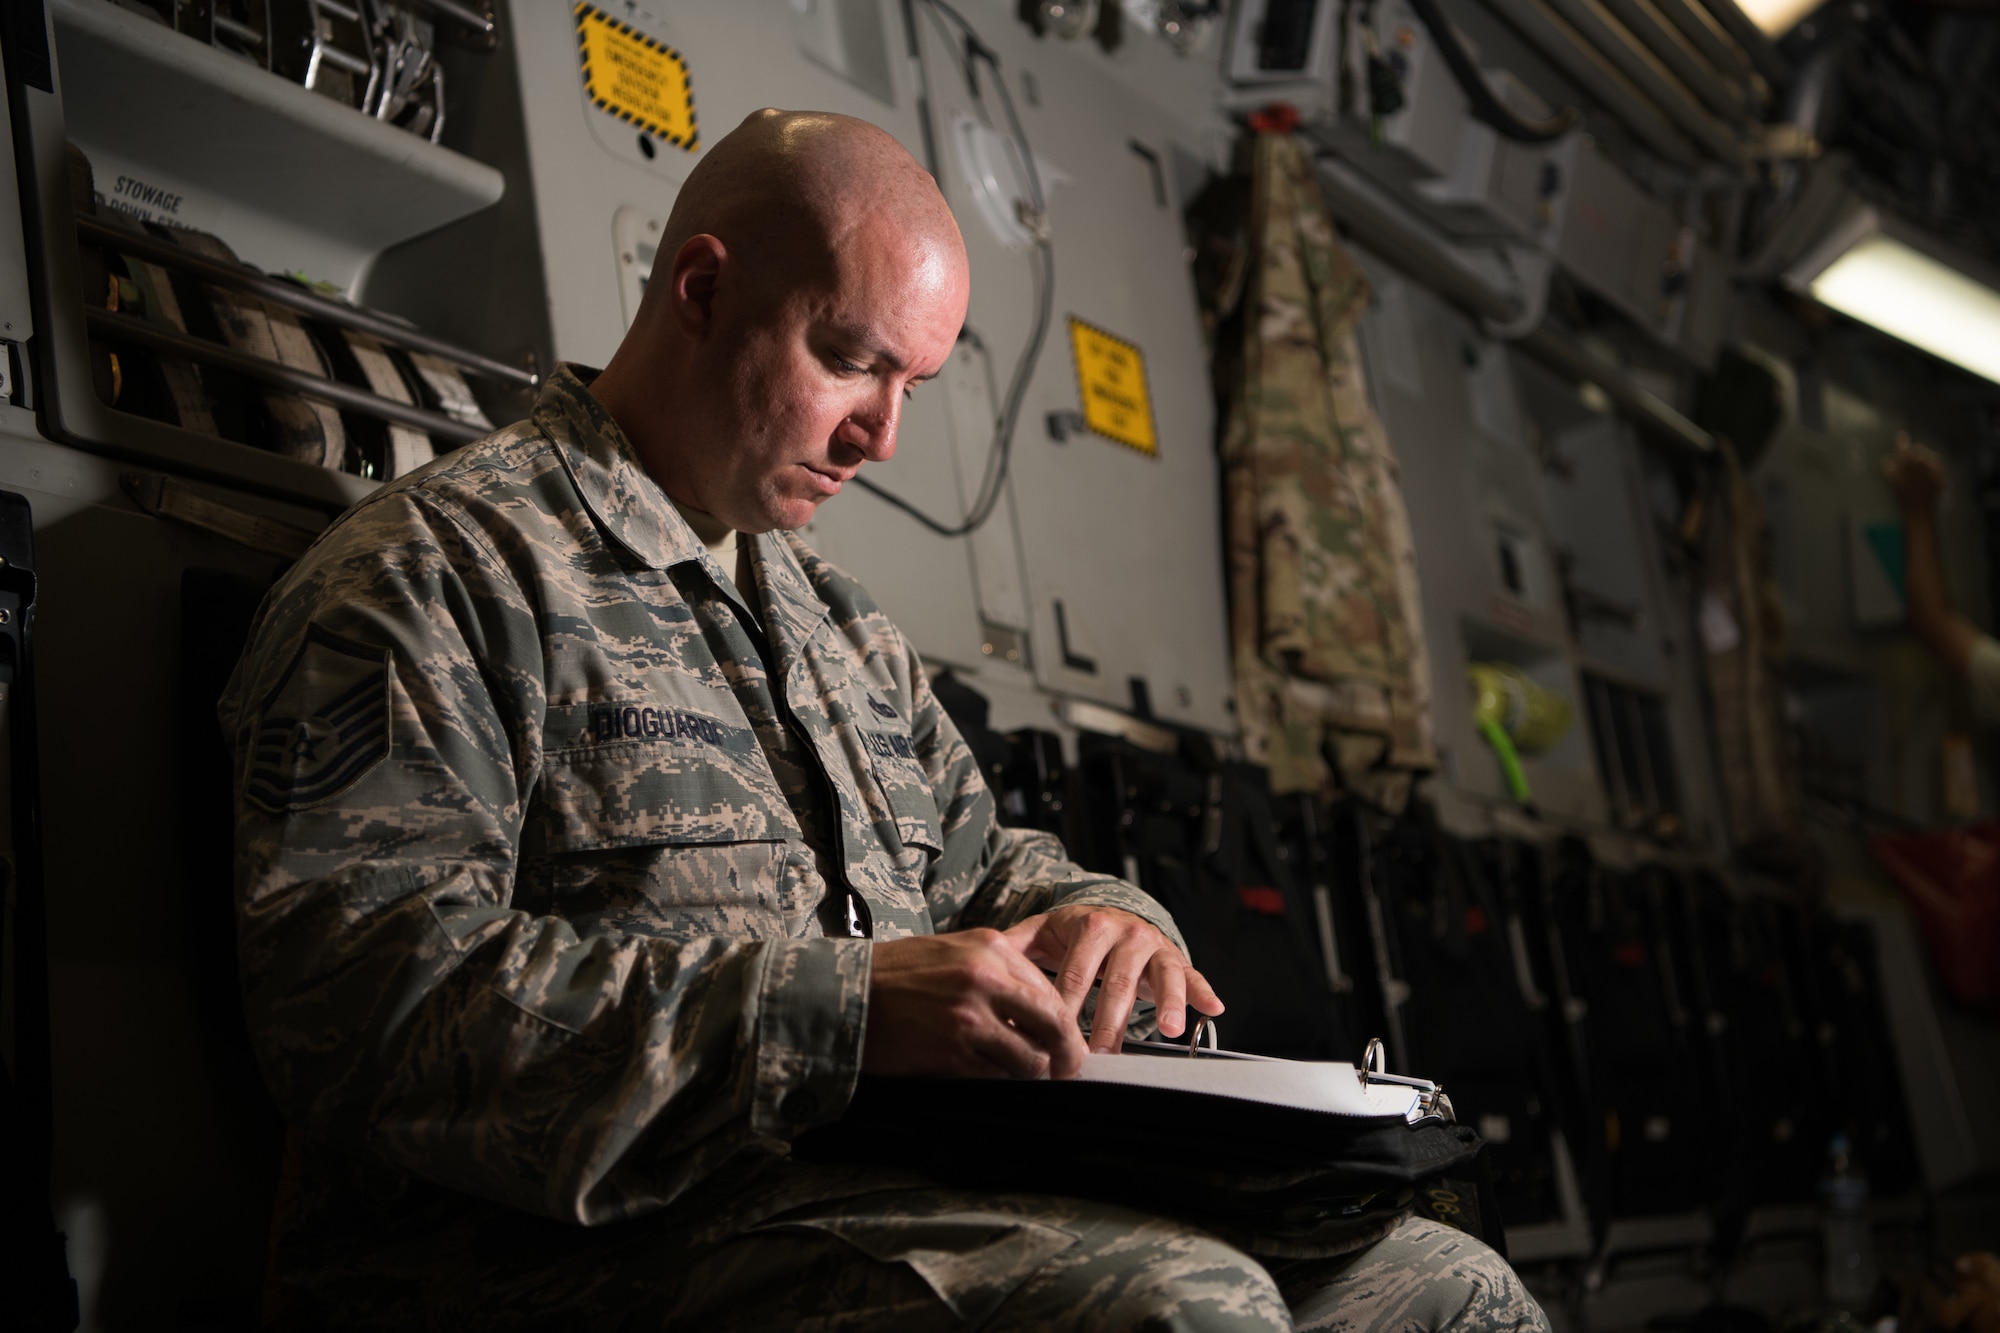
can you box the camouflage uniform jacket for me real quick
[220,364,1182,1252]
[1206,132,1436,810]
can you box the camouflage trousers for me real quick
[409,1190,1549,1332]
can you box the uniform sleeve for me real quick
[900,645,1187,958]
[222,491,868,1227]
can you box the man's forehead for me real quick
[815,240,967,367]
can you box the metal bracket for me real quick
[1480,245,1556,341]
[1046,408,1086,441]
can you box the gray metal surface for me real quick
[1531,0,1745,163]
[0,418,329,1329]
[1517,359,1722,848]
[1356,258,1606,821]
[1690,0,1791,87]
[1593,0,1745,120]
[1312,156,1716,454]
[73,214,535,388]
[919,5,1234,729]
[0,61,30,358]
[1847,900,1986,1190]
[10,0,382,511]
[1648,0,1756,86]
[50,0,503,290]
[1472,0,1706,165]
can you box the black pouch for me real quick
[794,1061,1506,1261]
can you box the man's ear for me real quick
[670,234,728,339]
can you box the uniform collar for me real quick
[745,531,832,649]
[535,363,830,639]
[535,362,700,571]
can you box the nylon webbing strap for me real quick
[121,471,322,562]
[1412,1143,1508,1259]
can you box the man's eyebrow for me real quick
[829,326,939,380]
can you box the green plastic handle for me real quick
[1476,713,1533,805]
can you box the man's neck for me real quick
[669,499,760,614]
[673,499,733,550]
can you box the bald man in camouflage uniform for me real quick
[223,109,1548,1330]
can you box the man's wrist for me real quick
[1049,886,1188,960]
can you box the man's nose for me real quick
[838,389,901,462]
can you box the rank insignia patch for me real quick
[246,625,391,814]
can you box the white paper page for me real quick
[1074,1054,1423,1120]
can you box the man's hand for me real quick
[1004,905,1224,1054]
[1883,430,1946,517]
[1945,1252,2000,1333]
[863,929,1089,1080]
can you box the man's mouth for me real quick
[802,464,851,496]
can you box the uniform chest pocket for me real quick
[858,728,944,860]
[527,745,801,938]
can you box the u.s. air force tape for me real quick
[246,625,391,814]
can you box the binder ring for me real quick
[1361,1037,1386,1084]
[1187,1018,1219,1056]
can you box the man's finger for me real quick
[1089,938,1154,1053]
[1148,952,1189,1038]
[1184,965,1225,1017]
[1052,915,1115,1015]
[1000,913,1051,958]
[967,1020,1054,1080]
[994,1002,1086,1080]
[991,961,1089,1078]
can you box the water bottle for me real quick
[1821,1132,1877,1305]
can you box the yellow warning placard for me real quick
[575,3,698,150]
[1069,317,1157,455]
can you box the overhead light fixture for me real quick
[1785,206,2000,387]
[1732,0,1822,37]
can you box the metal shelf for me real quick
[8,0,516,512]
[51,0,505,291]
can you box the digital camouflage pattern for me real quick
[1274,1217,1551,1332]
[1209,133,1435,810]
[221,364,1180,1297]
[252,1179,1544,1330]
[223,363,1543,1328]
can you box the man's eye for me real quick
[833,355,865,374]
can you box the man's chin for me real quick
[762,495,829,533]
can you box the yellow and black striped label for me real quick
[575,4,698,151]
[1068,317,1157,455]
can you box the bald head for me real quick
[648,109,963,318]
[594,109,972,535]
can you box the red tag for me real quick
[1237,885,1287,916]
[1465,906,1488,935]
[1614,942,1648,969]
[1248,102,1301,135]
